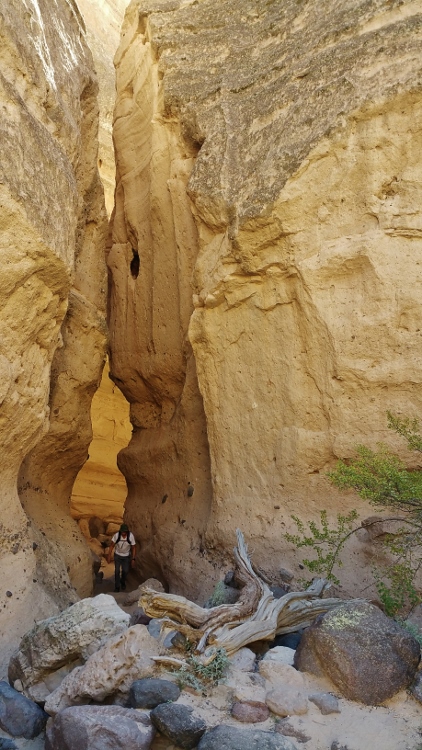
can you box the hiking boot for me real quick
[114,587,120,592]
[121,583,126,591]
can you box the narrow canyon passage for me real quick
[1,0,422,686]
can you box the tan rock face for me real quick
[0,0,107,675]
[76,0,130,215]
[109,0,422,595]
[70,360,131,526]
[69,1,131,531]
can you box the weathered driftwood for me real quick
[140,529,359,659]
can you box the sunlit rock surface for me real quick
[70,1,131,527]
[0,0,107,675]
[70,360,131,525]
[109,0,422,597]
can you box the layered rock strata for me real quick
[109,0,422,596]
[0,0,107,674]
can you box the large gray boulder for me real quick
[0,681,48,739]
[198,725,298,750]
[150,703,206,749]
[294,601,420,704]
[45,705,155,750]
[128,677,180,709]
[8,595,129,702]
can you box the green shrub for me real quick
[286,412,422,618]
[172,647,230,693]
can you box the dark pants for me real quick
[114,554,130,590]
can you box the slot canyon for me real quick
[1,0,422,705]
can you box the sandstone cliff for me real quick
[0,0,107,674]
[109,0,422,598]
[70,0,131,534]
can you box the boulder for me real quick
[262,646,295,667]
[294,601,420,704]
[266,686,308,717]
[259,661,305,688]
[231,674,266,705]
[8,594,129,700]
[231,700,270,723]
[128,678,180,709]
[308,692,340,714]
[150,703,206,749]
[0,740,18,750]
[45,705,155,750]
[44,625,158,715]
[228,648,256,673]
[410,672,422,704]
[198,725,298,749]
[0,681,48,739]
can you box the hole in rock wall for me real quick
[70,357,131,572]
[130,248,140,279]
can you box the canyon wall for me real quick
[70,0,131,530]
[0,0,107,674]
[109,0,422,599]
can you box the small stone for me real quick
[162,629,188,650]
[148,618,164,639]
[231,700,270,723]
[266,686,308,717]
[331,743,350,750]
[128,678,181,709]
[150,703,206,749]
[309,692,340,714]
[279,569,294,583]
[129,607,152,626]
[5,592,12,598]
[271,586,290,599]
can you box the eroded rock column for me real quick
[108,2,214,597]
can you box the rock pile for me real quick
[0,595,421,749]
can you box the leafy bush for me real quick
[285,510,359,585]
[286,413,422,617]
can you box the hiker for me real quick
[107,523,136,592]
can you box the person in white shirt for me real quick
[107,523,136,592]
